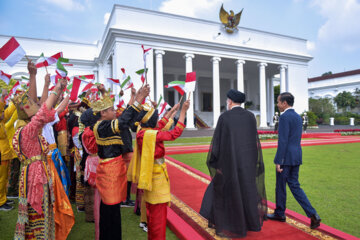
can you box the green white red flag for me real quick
[135,68,147,83]
[0,37,26,67]
[56,57,69,77]
[120,68,133,90]
[0,70,11,84]
[165,81,185,95]
[36,52,63,68]
[157,95,171,118]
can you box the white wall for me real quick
[287,64,309,113]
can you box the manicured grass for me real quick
[165,137,212,146]
[0,199,178,240]
[169,143,360,237]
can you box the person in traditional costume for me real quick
[132,100,189,240]
[5,100,20,200]
[80,107,101,239]
[200,89,267,238]
[12,66,68,240]
[39,75,74,240]
[93,84,149,240]
[0,88,17,211]
[127,102,179,233]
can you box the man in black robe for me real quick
[200,89,267,238]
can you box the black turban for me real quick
[227,89,245,103]
[134,108,159,129]
[80,108,101,128]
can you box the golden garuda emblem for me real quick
[219,4,243,33]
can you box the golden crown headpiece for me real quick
[11,90,39,120]
[91,94,114,113]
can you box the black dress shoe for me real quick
[267,213,286,222]
[310,214,321,229]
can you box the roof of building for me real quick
[308,69,360,82]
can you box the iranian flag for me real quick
[136,68,147,83]
[36,52,63,68]
[4,81,20,102]
[0,37,26,67]
[114,94,126,109]
[0,70,11,84]
[141,45,151,69]
[120,68,133,90]
[185,71,196,92]
[165,81,185,95]
[69,76,93,101]
[56,57,69,77]
[157,95,171,118]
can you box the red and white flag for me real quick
[36,52,63,68]
[70,77,93,101]
[4,81,20,102]
[0,70,12,84]
[185,71,196,92]
[107,78,120,84]
[0,37,26,67]
[157,95,171,118]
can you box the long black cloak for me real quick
[200,107,267,238]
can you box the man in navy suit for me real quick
[267,92,321,229]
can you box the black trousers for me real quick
[100,201,122,240]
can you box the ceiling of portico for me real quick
[161,50,280,81]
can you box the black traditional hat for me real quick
[227,89,245,103]
[134,104,158,129]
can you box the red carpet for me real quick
[166,158,320,240]
[166,135,360,155]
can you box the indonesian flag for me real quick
[107,78,120,84]
[69,77,93,101]
[4,81,20,102]
[0,70,11,85]
[120,68,133,90]
[36,52,63,68]
[56,57,69,77]
[136,68,147,83]
[185,71,196,92]
[157,95,171,118]
[0,37,26,67]
[165,81,185,95]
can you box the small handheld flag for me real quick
[0,37,26,67]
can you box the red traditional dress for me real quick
[82,127,100,240]
[13,103,56,240]
[135,121,185,240]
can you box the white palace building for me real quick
[0,4,313,129]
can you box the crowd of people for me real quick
[0,59,321,240]
[0,59,190,240]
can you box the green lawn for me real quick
[0,199,178,240]
[169,143,360,237]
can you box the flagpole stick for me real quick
[187,91,191,101]
[25,55,31,62]
[179,95,184,103]
[45,66,49,74]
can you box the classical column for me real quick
[235,59,245,92]
[258,62,268,128]
[211,57,221,128]
[270,78,275,125]
[279,65,287,93]
[155,50,165,102]
[266,77,271,124]
[184,53,195,129]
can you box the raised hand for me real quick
[27,60,37,76]
[44,74,50,87]
[181,100,190,112]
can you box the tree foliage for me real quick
[334,91,357,110]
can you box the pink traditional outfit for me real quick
[13,103,56,240]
